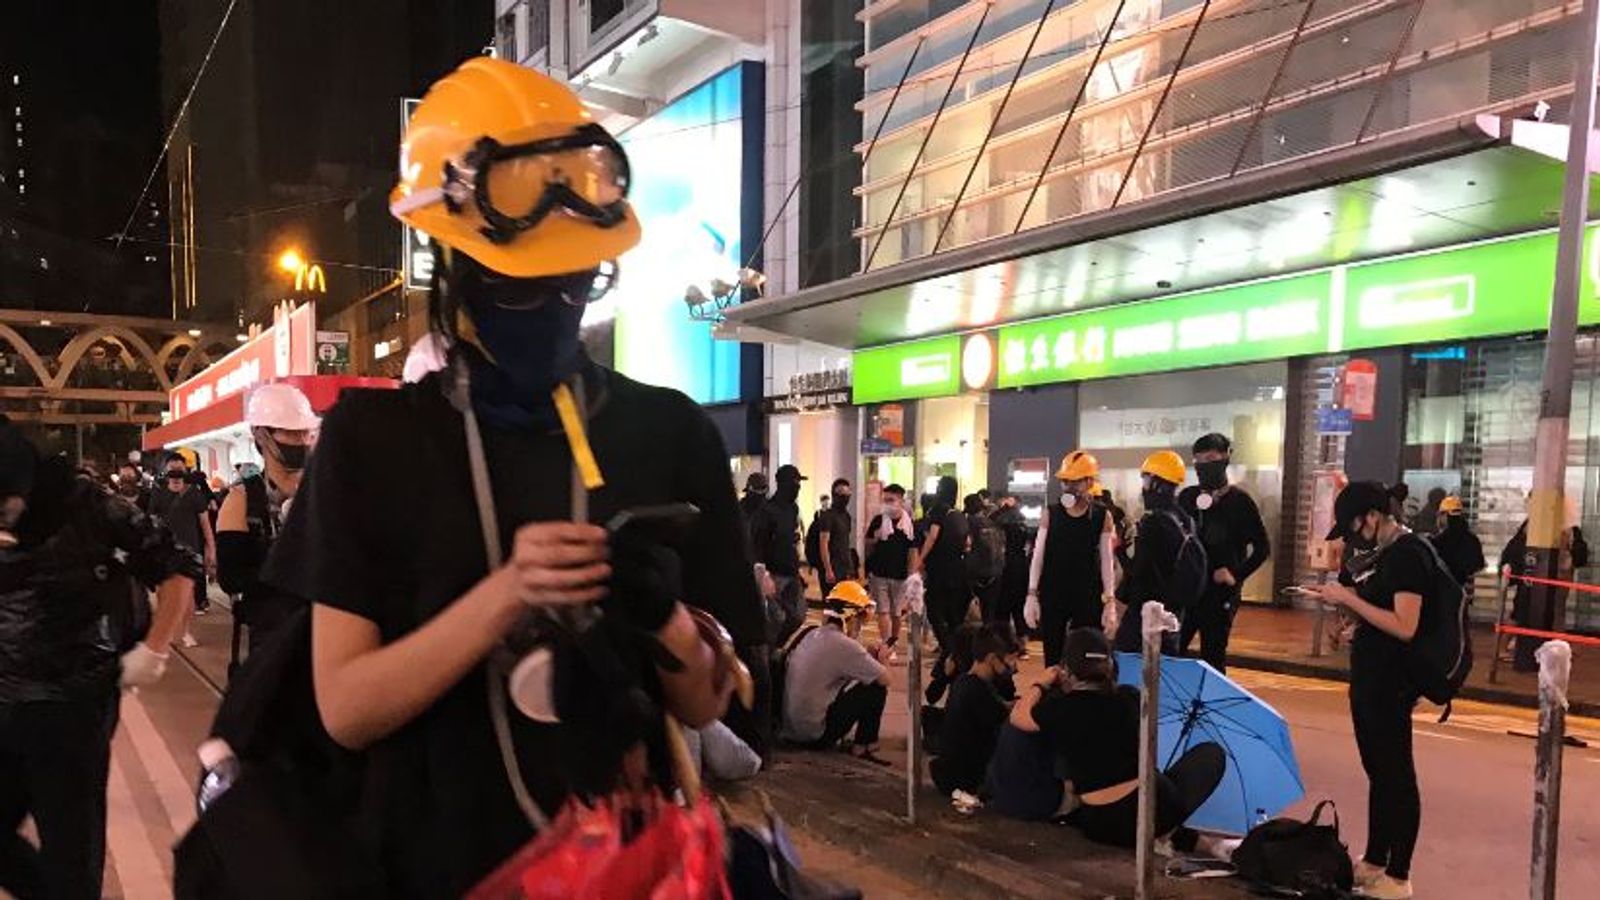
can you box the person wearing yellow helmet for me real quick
[779,580,893,765]
[1109,449,1207,653]
[262,58,759,896]
[1430,495,1484,588]
[1024,451,1119,666]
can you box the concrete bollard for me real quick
[1530,640,1571,900]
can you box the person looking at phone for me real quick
[1304,481,1430,900]
[265,59,761,897]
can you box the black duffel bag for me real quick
[1232,800,1354,899]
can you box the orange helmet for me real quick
[824,581,872,618]
[1056,450,1100,482]
[390,57,640,278]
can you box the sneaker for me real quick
[951,790,982,815]
[1356,874,1412,899]
[1353,860,1386,889]
[181,632,199,649]
[194,604,209,616]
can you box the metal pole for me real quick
[1530,640,1571,900]
[906,610,925,824]
[1490,575,1511,684]
[1310,598,1326,658]
[1135,602,1162,900]
[1521,0,1600,673]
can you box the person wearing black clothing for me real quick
[0,419,195,900]
[1308,482,1432,900]
[964,494,1005,625]
[1431,496,1484,588]
[929,625,1018,799]
[816,479,856,613]
[150,455,217,615]
[990,495,1033,641]
[1112,451,1193,654]
[750,465,807,644]
[113,461,150,512]
[1001,628,1223,845]
[275,59,755,899]
[1177,433,1270,673]
[1027,450,1118,667]
[919,476,971,651]
[864,483,917,654]
[738,472,769,525]
[1500,504,1587,673]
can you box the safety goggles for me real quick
[394,124,631,245]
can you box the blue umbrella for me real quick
[1115,652,1303,835]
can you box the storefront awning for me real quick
[722,116,1599,350]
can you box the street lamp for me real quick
[276,247,326,293]
[277,248,305,274]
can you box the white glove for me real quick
[1024,592,1041,630]
[1101,599,1122,636]
[904,573,925,617]
[120,643,168,689]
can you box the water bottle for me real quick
[196,739,240,813]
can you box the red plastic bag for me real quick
[466,795,729,900]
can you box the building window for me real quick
[591,0,626,34]
[528,0,550,57]
[496,6,519,62]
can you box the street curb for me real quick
[1225,653,1600,719]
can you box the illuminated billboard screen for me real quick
[609,63,759,405]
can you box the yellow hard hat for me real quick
[1439,496,1464,515]
[389,57,641,278]
[1141,450,1186,486]
[825,580,872,615]
[1056,450,1100,482]
[173,447,198,469]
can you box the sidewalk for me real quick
[1227,605,1600,717]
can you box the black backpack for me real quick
[804,515,825,571]
[770,624,819,726]
[1409,534,1474,715]
[1157,509,1209,612]
[965,513,1005,584]
[1233,801,1354,899]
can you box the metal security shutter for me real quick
[1286,355,1348,592]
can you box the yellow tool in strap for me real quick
[553,382,605,490]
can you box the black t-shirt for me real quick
[149,484,208,552]
[923,502,968,579]
[865,514,914,580]
[929,673,1009,795]
[1350,533,1433,681]
[750,499,801,577]
[1032,684,1140,794]
[264,366,762,898]
[819,507,854,579]
[1117,508,1187,608]
[1177,486,1270,587]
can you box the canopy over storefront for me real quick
[721,116,1600,351]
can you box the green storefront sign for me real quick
[853,335,961,404]
[846,225,1600,399]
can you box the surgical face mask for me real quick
[1060,491,1079,512]
[882,498,903,518]
[1196,459,1229,491]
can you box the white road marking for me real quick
[119,693,198,836]
[105,756,169,900]
[1415,729,1471,743]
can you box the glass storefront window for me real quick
[915,394,990,504]
[1080,361,1288,602]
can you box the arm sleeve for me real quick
[673,397,764,646]
[844,641,888,684]
[1233,493,1272,582]
[1099,511,1118,595]
[261,399,387,624]
[100,490,202,588]
[215,531,263,595]
[1027,511,1049,595]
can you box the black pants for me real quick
[1511,584,1569,673]
[1350,672,1420,880]
[1039,593,1102,668]
[1180,587,1239,673]
[926,574,971,652]
[973,577,1003,626]
[0,686,120,900]
[813,682,887,748]
[999,561,1029,638]
[1072,742,1225,848]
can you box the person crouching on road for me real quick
[1026,450,1118,667]
[1306,481,1431,900]
[0,416,197,900]
[217,383,320,654]
[1177,433,1270,673]
[263,58,757,898]
[929,623,1019,806]
[780,582,892,765]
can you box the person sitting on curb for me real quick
[779,582,893,765]
[1006,628,1225,849]
[930,623,1021,808]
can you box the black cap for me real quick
[744,472,769,493]
[774,464,807,484]
[1326,480,1391,540]
[1062,627,1112,677]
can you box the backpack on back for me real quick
[965,513,1005,584]
[804,516,825,571]
[1232,800,1354,899]
[770,624,819,727]
[1409,533,1475,715]
[1158,509,1209,612]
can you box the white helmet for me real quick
[245,382,320,432]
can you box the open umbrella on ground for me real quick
[1115,653,1304,835]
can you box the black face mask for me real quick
[774,482,801,505]
[1142,480,1176,511]
[833,492,851,511]
[1345,518,1379,552]
[273,442,309,471]
[1196,459,1229,491]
